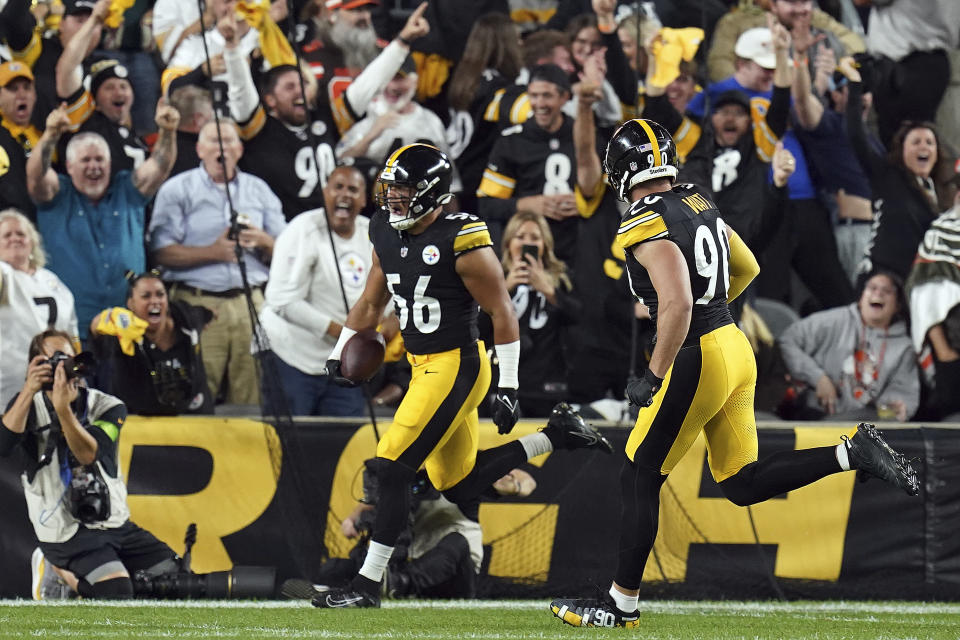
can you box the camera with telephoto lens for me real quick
[68,465,111,523]
[42,351,95,391]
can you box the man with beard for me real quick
[224,3,429,220]
[54,0,148,177]
[259,166,379,416]
[25,102,180,341]
[297,0,384,100]
[336,55,461,199]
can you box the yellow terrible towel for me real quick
[96,307,149,356]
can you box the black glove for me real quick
[626,369,663,408]
[491,387,520,435]
[324,359,358,388]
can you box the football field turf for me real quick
[2,600,959,639]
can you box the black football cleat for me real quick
[550,594,640,628]
[311,585,380,609]
[542,403,614,454]
[844,423,919,496]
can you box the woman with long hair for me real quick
[445,13,523,214]
[0,209,78,408]
[840,56,956,282]
[89,272,213,415]
[495,210,580,417]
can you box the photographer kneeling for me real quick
[0,330,178,599]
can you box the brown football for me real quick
[339,329,386,382]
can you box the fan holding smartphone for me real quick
[494,211,581,416]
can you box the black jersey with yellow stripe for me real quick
[370,210,493,356]
[616,183,734,344]
[237,108,339,221]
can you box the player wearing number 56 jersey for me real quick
[549,119,919,629]
[317,144,612,610]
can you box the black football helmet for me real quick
[604,119,679,201]
[375,143,454,230]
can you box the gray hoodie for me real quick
[777,303,919,419]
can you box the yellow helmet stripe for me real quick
[385,143,419,169]
[635,119,661,167]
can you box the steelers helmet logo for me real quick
[422,245,440,265]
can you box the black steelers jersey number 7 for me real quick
[370,211,494,356]
[616,183,734,342]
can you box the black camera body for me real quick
[41,351,95,391]
[68,465,111,524]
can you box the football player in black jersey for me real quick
[314,144,613,609]
[549,119,919,628]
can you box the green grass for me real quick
[2,600,959,639]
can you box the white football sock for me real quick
[519,432,553,459]
[358,541,394,583]
[609,585,639,613]
[836,442,851,471]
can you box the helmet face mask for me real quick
[604,119,679,202]
[375,144,454,231]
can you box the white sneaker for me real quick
[30,548,45,600]
[30,548,71,600]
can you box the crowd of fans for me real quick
[1,0,958,422]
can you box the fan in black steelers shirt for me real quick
[53,0,149,177]
[476,62,606,265]
[221,3,430,220]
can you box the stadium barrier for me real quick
[1,417,958,599]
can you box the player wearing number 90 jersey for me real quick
[549,119,913,629]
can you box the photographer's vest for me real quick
[22,389,131,543]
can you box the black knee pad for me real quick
[80,576,134,599]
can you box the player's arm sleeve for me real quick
[225,44,262,128]
[338,39,409,131]
[453,220,493,256]
[726,227,759,303]
[755,87,790,152]
[615,208,669,252]
[505,92,532,125]
[476,138,518,223]
[62,88,95,131]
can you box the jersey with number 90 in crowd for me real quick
[618,183,735,347]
